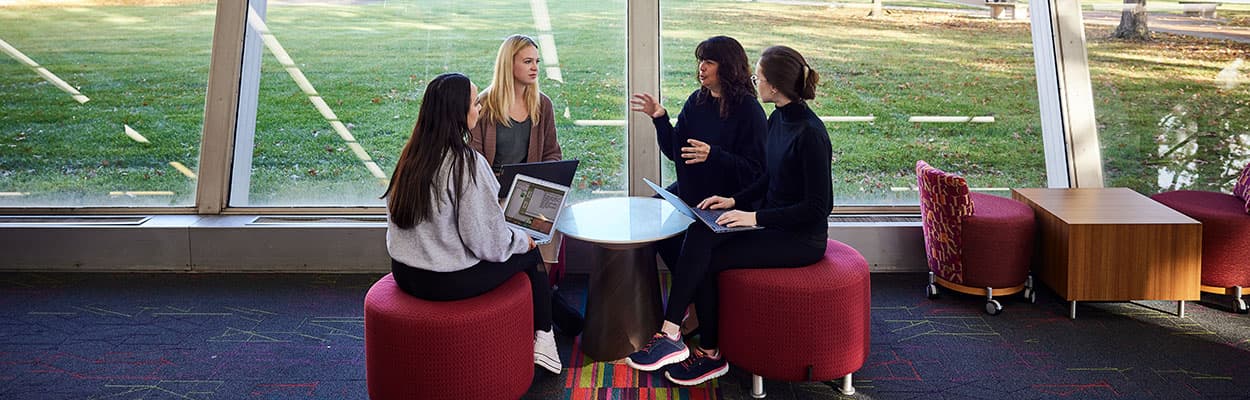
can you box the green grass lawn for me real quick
[1,0,1246,207]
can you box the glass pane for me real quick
[1083,1,1249,194]
[235,0,626,206]
[660,1,1047,206]
[0,2,213,207]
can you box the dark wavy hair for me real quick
[695,36,757,119]
[759,45,820,102]
[382,72,478,229]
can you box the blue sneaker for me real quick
[664,349,728,386]
[625,333,689,371]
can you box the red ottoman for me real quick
[719,240,871,398]
[364,273,534,400]
[1153,190,1250,313]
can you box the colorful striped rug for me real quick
[557,272,722,400]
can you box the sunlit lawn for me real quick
[1,0,1246,207]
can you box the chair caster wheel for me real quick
[926,284,939,299]
[985,299,1003,316]
[1235,297,1248,314]
[1023,288,1036,303]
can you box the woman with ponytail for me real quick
[625,46,832,387]
[383,72,561,375]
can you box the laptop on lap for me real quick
[643,178,763,234]
[502,174,570,245]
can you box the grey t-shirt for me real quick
[493,118,532,170]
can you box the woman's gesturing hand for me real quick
[681,139,710,164]
[629,93,667,119]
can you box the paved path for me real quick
[1083,11,1250,43]
[758,0,1250,43]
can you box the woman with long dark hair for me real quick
[382,72,561,375]
[630,35,766,294]
[626,46,832,387]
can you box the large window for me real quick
[1082,1,1250,194]
[0,1,214,207]
[659,1,1048,206]
[8,1,1189,213]
[233,0,626,206]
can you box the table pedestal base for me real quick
[581,244,664,361]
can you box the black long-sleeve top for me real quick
[736,101,833,241]
[653,90,766,207]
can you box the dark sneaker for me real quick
[664,349,728,386]
[625,333,689,371]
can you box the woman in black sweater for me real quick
[626,46,832,387]
[629,36,767,276]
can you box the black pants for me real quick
[656,230,686,276]
[391,249,553,332]
[664,224,825,349]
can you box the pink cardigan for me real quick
[469,93,562,165]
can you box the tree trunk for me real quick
[868,0,884,17]
[1112,0,1150,40]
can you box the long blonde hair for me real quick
[479,34,541,128]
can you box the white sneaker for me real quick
[534,329,562,374]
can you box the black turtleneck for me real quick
[735,101,833,241]
[653,90,767,206]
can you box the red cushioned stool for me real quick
[1152,190,1250,313]
[364,273,534,400]
[719,240,871,398]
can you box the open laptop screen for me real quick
[496,159,579,199]
[503,175,567,237]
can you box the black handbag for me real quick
[551,288,584,337]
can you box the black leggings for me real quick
[391,249,552,332]
[665,224,825,349]
[655,230,686,276]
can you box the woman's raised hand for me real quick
[629,93,667,119]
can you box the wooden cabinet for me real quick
[1011,188,1202,317]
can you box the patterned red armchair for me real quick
[916,160,1037,315]
[1150,162,1250,313]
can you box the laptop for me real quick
[643,178,763,234]
[497,159,579,198]
[502,174,570,245]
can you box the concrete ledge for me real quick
[0,215,389,272]
[0,216,925,273]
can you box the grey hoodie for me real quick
[386,151,531,272]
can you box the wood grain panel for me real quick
[1066,223,1201,300]
[1012,188,1197,224]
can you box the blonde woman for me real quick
[470,34,561,171]
[471,34,581,336]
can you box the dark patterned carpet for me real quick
[1,272,1249,399]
